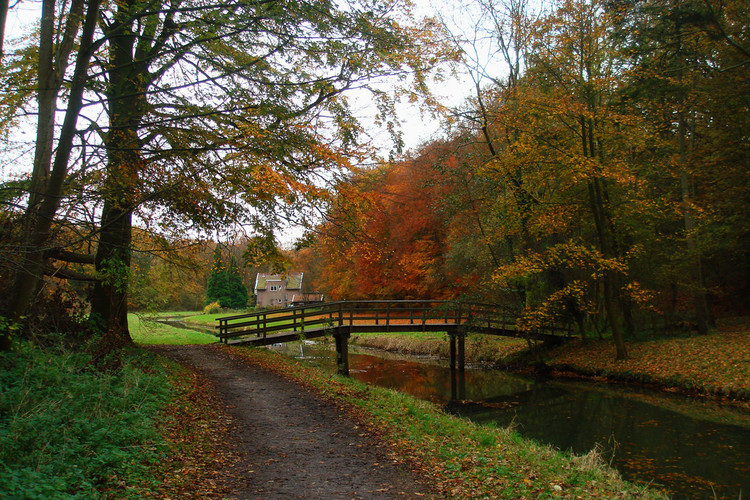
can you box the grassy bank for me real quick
[0,342,236,498]
[128,313,217,345]
[224,345,666,499]
[542,316,750,403]
[545,326,750,402]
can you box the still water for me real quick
[275,342,750,499]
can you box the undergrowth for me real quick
[0,343,172,498]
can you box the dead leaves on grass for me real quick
[150,368,244,499]
[549,330,750,399]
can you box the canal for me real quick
[273,341,750,499]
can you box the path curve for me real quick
[150,344,434,499]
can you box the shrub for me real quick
[0,344,172,497]
[203,301,222,315]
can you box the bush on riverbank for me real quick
[224,345,667,499]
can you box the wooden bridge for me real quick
[217,300,570,376]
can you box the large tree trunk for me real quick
[90,202,133,344]
[89,0,147,343]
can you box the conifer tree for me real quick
[206,246,248,309]
[224,256,248,309]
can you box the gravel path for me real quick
[150,344,434,499]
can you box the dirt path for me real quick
[150,344,434,499]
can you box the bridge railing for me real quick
[216,300,569,343]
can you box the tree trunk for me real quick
[0,0,8,58]
[89,0,147,343]
[678,114,710,334]
[3,0,101,350]
[582,116,627,360]
[89,202,133,344]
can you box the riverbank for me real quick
[349,320,750,406]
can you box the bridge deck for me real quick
[218,301,570,375]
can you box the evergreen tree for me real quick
[225,256,248,309]
[205,246,248,309]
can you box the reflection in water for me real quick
[274,342,750,499]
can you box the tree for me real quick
[2,0,447,348]
[2,0,102,350]
[206,245,247,309]
[311,142,459,300]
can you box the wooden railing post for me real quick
[386,302,391,332]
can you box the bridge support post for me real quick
[333,327,351,376]
[449,333,456,370]
[457,332,465,372]
[448,329,465,372]
[449,329,466,401]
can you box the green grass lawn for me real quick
[128,314,217,345]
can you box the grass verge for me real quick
[128,314,217,345]
[222,345,667,499]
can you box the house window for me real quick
[270,285,280,292]
[277,298,283,304]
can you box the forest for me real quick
[0,0,748,362]
[301,0,750,360]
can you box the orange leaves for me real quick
[313,143,458,300]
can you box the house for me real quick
[254,272,304,308]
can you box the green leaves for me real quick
[0,346,172,497]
